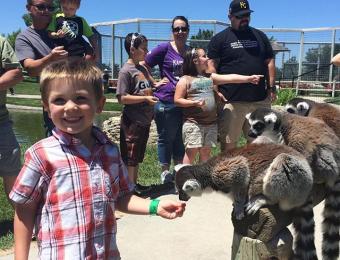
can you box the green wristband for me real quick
[149,199,160,215]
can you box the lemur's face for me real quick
[246,108,281,141]
[174,165,203,201]
[285,98,310,116]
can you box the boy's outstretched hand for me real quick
[157,200,186,219]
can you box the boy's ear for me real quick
[96,96,106,113]
[42,102,51,118]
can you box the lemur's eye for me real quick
[253,122,265,131]
[287,108,295,113]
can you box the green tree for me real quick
[303,43,340,81]
[190,29,214,50]
[6,29,21,48]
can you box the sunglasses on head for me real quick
[130,33,141,48]
[31,4,55,12]
[172,26,188,33]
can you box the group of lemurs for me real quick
[174,98,340,260]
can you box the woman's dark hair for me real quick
[124,33,148,56]
[182,48,199,76]
[171,16,190,31]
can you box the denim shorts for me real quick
[0,121,21,176]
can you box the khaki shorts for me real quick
[218,97,271,144]
[183,121,217,148]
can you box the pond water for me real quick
[9,109,115,145]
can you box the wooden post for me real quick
[231,228,293,260]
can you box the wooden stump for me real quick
[231,228,293,260]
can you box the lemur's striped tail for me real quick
[322,180,340,260]
[292,198,318,260]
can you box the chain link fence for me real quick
[92,19,340,99]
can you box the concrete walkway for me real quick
[0,192,325,260]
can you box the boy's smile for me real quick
[43,79,105,143]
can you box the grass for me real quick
[14,79,40,95]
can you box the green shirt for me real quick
[0,36,18,123]
[47,12,94,38]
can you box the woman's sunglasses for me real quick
[31,4,55,12]
[172,27,188,33]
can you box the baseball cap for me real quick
[229,0,253,16]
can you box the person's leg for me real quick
[183,148,199,164]
[127,165,138,184]
[0,121,21,206]
[218,102,244,154]
[154,102,171,172]
[169,106,184,165]
[198,147,211,163]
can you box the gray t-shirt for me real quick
[15,27,55,64]
[182,75,217,125]
[116,63,154,126]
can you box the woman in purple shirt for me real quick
[144,16,190,184]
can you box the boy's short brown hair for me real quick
[40,58,103,103]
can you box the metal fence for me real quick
[92,18,340,98]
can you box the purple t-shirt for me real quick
[145,42,184,103]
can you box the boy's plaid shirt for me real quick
[10,127,134,259]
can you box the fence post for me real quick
[111,24,115,78]
[329,29,336,92]
[297,31,304,95]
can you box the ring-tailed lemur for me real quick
[285,97,340,138]
[175,142,316,259]
[246,108,340,260]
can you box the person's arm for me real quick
[266,58,276,87]
[265,57,276,101]
[331,53,340,66]
[22,46,68,77]
[174,77,204,108]
[116,193,185,219]
[0,68,23,90]
[211,73,263,85]
[117,93,158,106]
[14,201,38,260]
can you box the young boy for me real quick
[10,58,185,260]
[47,0,98,60]
[116,33,159,191]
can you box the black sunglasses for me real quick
[31,4,55,12]
[235,13,250,19]
[172,26,189,33]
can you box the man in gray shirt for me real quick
[15,0,68,135]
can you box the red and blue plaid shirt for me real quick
[10,127,134,259]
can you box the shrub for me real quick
[273,89,297,106]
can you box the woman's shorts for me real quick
[182,121,217,149]
[0,121,21,176]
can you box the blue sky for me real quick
[1,0,339,35]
